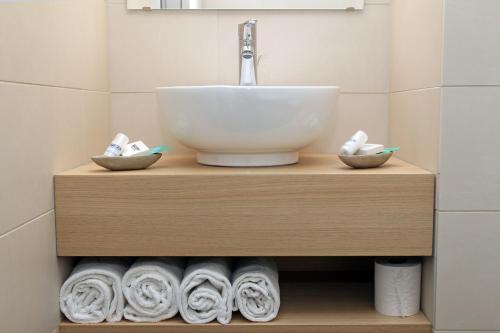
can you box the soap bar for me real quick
[122,141,149,157]
[355,144,384,155]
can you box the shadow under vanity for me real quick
[54,154,434,332]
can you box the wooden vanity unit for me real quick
[55,154,434,333]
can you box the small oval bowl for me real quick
[338,152,393,169]
[91,154,162,171]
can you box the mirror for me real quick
[128,0,364,10]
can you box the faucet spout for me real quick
[240,54,256,86]
[239,19,257,86]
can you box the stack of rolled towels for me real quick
[60,257,280,325]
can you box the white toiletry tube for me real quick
[104,133,129,157]
[375,259,421,317]
[122,141,149,157]
[339,130,368,155]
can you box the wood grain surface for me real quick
[55,154,435,257]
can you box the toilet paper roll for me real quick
[375,259,421,317]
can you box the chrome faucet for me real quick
[239,19,257,86]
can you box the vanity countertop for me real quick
[59,153,432,176]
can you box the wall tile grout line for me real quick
[391,85,500,95]
[338,91,389,95]
[390,86,442,94]
[0,80,109,94]
[436,331,500,332]
[442,84,500,88]
[436,210,500,213]
[0,209,54,241]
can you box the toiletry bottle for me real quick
[340,130,368,155]
[104,133,129,157]
[122,141,149,157]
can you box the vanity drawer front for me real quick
[55,167,434,256]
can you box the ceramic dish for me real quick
[338,152,393,169]
[91,154,162,171]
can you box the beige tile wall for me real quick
[107,0,391,152]
[389,0,443,172]
[0,212,74,333]
[392,1,500,331]
[0,1,109,332]
[442,0,500,86]
[0,83,109,235]
[389,0,444,326]
[390,0,443,92]
[0,0,108,91]
[435,212,500,330]
[433,1,500,330]
[438,87,500,211]
[389,88,441,173]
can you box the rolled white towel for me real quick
[179,257,233,324]
[60,258,128,323]
[232,257,280,322]
[122,258,184,322]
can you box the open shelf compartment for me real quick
[59,281,431,333]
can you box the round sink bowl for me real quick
[157,85,339,167]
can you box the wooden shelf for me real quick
[55,154,434,257]
[59,281,431,333]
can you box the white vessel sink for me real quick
[156,85,339,167]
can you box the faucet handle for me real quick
[241,19,257,40]
[243,19,258,25]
